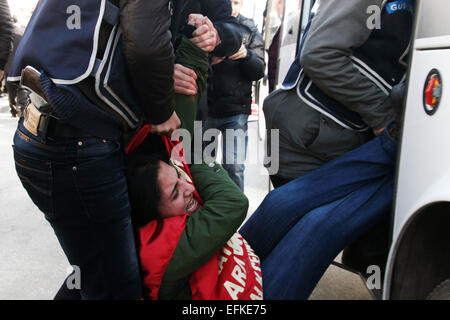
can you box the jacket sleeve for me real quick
[239,19,265,82]
[120,0,175,125]
[201,0,242,57]
[159,162,249,299]
[0,0,13,71]
[300,0,394,131]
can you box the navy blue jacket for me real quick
[10,0,176,133]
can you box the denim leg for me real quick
[205,114,249,191]
[261,173,394,299]
[13,121,142,299]
[240,130,397,261]
[50,149,141,299]
[222,114,248,191]
[202,116,219,160]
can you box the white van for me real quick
[261,0,450,299]
[384,0,450,300]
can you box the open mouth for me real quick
[186,197,199,213]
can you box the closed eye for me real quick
[170,169,181,200]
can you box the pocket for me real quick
[13,146,54,218]
[270,89,322,149]
[307,116,370,161]
[76,138,121,167]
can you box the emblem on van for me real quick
[423,69,442,116]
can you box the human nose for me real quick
[181,179,195,197]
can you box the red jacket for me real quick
[139,216,263,300]
[131,132,261,299]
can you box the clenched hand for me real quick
[189,14,220,52]
[151,111,181,136]
[173,64,198,95]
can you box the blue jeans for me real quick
[13,119,142,299]
[240,129,397,299]
[204,114,249,191]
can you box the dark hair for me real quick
[125,132,170,227]
[126,159,164,228]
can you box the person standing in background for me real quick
[203,0,265,190]
[0,0,13,88]
[4,16,26,117]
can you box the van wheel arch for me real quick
[389,202,450,299]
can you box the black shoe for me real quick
[9,108,18,118]
[341,218,391,277]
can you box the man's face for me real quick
[230,0,242,18]
[157,161,199,218]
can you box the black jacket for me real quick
[207,14,265,118]
[0,0,13,71]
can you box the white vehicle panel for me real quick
[384,44,450,298]
[392,49,450,240]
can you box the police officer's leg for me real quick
[13,121,141,299]
[49,138,141,299]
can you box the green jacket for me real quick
[174,36,209,137]
[158,162,249,299]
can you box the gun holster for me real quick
[19,66,88,140]
[20,66,48,103]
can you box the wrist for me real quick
[242,49,251,60]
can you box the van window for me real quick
[416,0,450,39]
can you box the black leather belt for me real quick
[40,114,92,140]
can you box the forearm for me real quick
[240,35,265,81]
[174,36,209,136]
[301,0,393,130]
[175,36,209,95]
[120,0,175,124]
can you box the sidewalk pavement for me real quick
[0,95,10,114]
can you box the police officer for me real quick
[203,0,265,191]
[9,0,181,299]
